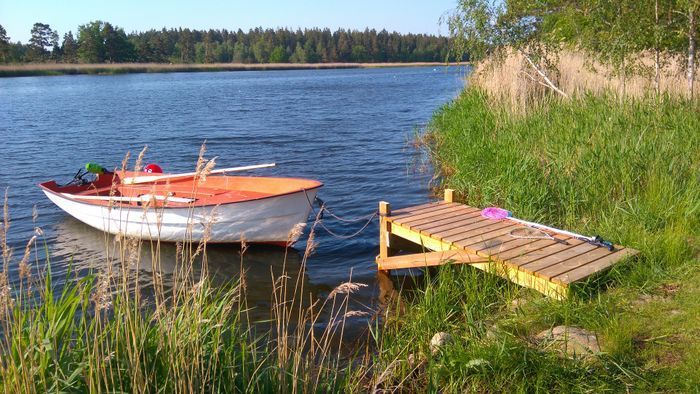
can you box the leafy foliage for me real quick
[27,23,57,62]
[446,0,700,96]
[1,23,458,64]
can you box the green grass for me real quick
[369,88,699,391]
[0,196,366,392]
[0,256,364,392]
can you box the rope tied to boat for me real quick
[304,191,378,239]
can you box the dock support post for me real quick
[444,188,455,203]
[378,201,393,262]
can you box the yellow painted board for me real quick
[386,221,569,299]
[376,250,488,270]
[388,222,455,252]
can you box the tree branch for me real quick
[521,51,569,98]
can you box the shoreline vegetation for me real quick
[0,22,461,70]
[0,61,458,78]
[3,1,700,391]
[2,71,698,392]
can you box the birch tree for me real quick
[443,0,569,97]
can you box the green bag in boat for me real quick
[85,162,107,174]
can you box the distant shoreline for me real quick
[0,62,463,77]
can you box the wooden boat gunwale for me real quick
[38,172,324,209]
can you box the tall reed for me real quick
[0,148,372,393]
[471,50,700,111]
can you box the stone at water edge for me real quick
[430,332,453,355]
[510,297,528,310]
[536,326,601,360]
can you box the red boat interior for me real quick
[39,171,323,207]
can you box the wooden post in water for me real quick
[378,201,392,262]
[444,188,455,203]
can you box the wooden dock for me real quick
[376,190,638,299]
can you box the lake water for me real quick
[0,66,466,328]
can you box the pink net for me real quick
[481,207,511,220]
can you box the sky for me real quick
[1,0,457,43]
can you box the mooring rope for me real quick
[303,190,378,239]
[316,211,378,239]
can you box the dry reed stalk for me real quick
[471,50,700,111]
[119,151,131,179]
[134,145,148,172]
[1,188,11,270]
[197,157,216,184]
[17,235,36,281]
[195,141,207,175]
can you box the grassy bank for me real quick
[0,62,452,77]
[386,88,699,391]
[0,217,371,392]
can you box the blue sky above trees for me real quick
[0,0,456,43]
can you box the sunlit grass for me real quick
[380,87,700,391]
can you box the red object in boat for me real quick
[144,163,163,173]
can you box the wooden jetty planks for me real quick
[378,190,638,299]
[391,201,443,215]
[415,214,490,238]
[451,222,522,246]
[519,243,601,278]
[537,246,616,279]
[552,248,637,284]
[376,250,488,270]
[391,202,457,220]
[400,206,479,228]
[489,237,573,261]
[469,236,549,257]
[414,209,486,233]
[435,220,514,243]
[399,205,476,227]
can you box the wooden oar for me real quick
[64,193,195,204]
[121,163,277,185]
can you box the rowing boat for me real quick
[39,167,323,246]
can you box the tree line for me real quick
[446,0,699,97]
[0,21,458,64]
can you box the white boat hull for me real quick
[43,188,319,244]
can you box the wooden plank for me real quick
[537,246,615,279]
[484,263,570,300]
[505,239,584,268]
[468,236,548,257]
[434,220,512,243]
[444,189,455,203]
[379,201,392,259]
[450,222,521,247]
[518,243,601,278]
[385,220,570,300]
[400,206,479,227]
[389,202,456,221]
[397,205,471,226]
[391,201,441,215]
[388,221,455,251]
[376,250,488,270]
[552,248,638,284]
[409,208,482,229]
[490,237,572,261]
[413,210,485,234]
